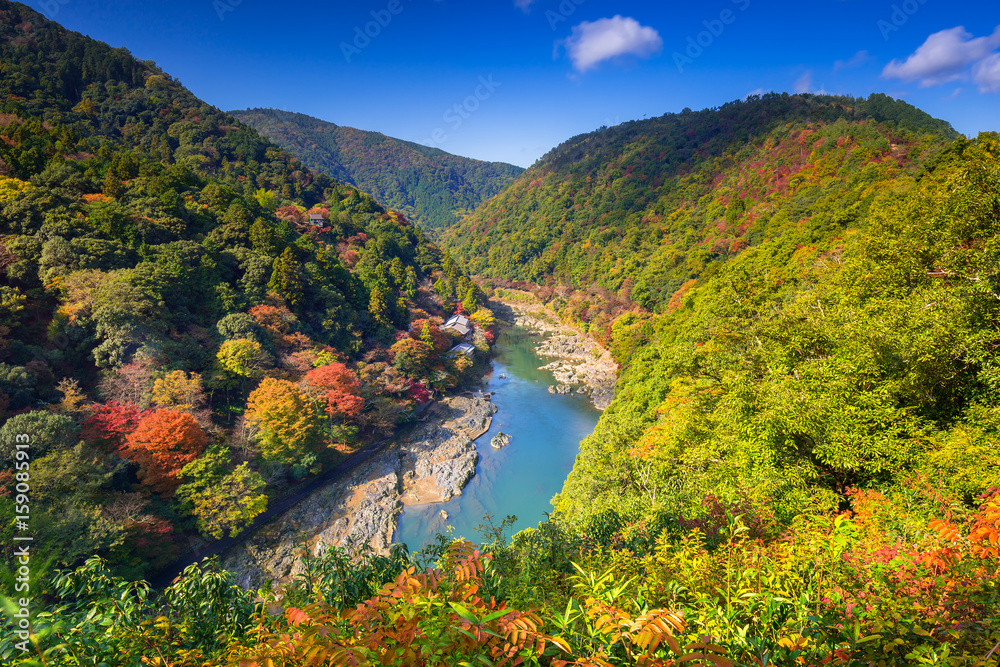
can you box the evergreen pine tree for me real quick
[102,168,124,199]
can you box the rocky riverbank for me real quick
[221,395,496,589]
[493,301,617,410]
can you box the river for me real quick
[393,326,602,551]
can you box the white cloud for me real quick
[561,16,663,72]
[973,53,1000,93]
[793,71,813,93]
[745,87,768,99]
[514,0,535,13]
[834,50,871,71]
[882,26,1000,87]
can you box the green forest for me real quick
[229,109,523,235]
[0,0,493,589]
[1,1,1000,665]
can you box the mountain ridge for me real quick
[229,108,523,233]
[444,92,959,314]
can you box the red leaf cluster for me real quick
[304,363,365,419]
[122,409,208,495]
[81,401,151,452]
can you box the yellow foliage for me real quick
[0,176,31,201]
[72,97,97,116]
[52,377,87,416]
[55,269,113,321]
[470,307,496,330]
[152,371,205,412]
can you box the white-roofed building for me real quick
[446,342,476,358]
[441,314,472,338]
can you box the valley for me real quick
[393,320,603,553]
[1,1,999,664]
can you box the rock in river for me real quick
[490,432,511,449]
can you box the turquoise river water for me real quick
[392,327,602,551]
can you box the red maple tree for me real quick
[303,363,365,420]
[81,401,151,452]
[122,409,208,495]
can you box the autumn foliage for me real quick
[81,401,150,451]
[246,378,324,463]
[302,363,364,420]
[122,409,208,495]
[151,371,206,412]
[239,541,731,667]
[409,318,451,354]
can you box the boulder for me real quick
[490,432,511,449]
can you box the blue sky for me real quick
[34,0,1000,168]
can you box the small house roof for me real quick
[447,343,476,357]
[442,323,471,336]
[445,314,471,327]
[441,314,472,336]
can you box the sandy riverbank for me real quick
[492,301,618,410]
[221,395,496,589]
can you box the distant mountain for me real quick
[229,109,523,233]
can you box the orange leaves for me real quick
[923,519,965,573]
[666,279,698,313]
[918,547,962,576]
[927,519,959,543]
[249,303,297,342]
[631,609,686,654]
[82,193,112,203]
[969,493,1000,559]
[587,597,632,642]
[285,607,312,627]
[493,610,548,666]
[240,540,734,667]
[122,409,207,495]
[443,540,486,583]
[303,363,364,420]
[925,493,1000,561]
[245,541,580,666]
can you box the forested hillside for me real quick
[445,94,958,312]
[230,108,523,234]
[452,96,999,664]
[0,0,491,583]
